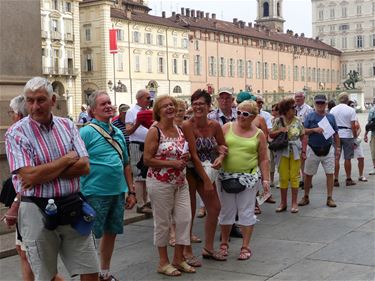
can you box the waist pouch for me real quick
[309,144,331,157]
[221,178,246,193]
[23,193,83,230]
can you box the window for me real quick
[208,56,216,76]
[330,37,336,47]
[356,35,363,48]
[263,62,268,79]
[194,40,199,50]
[342,37,347,49]
[157,35,164,46]
[84,25,91,41]
[272,63,278,80]
[158,57,164,73]
[263,2,269,17]
[312,68,316,82]
[117,52,124,71]
[339,24,349,31]
[301,66,305,81]
[341,63,347,79]
[307,67,311,82]
[52,0,59,10]
[181,38,188,48]
[220,57,226,77]
[183,59,188,75]
[294,66,299,81]
[342,7,347,17]
[194,55,201,75]
[288,65,291,81]
[356,23,362,30]
[172,58,178,74]
[327,69,330,83]
[357,5,362,15]
[134,55,140,72]
[173,86,182,93]
[357,63,362,76]
[117,29,124,41]
[228,59,235,77]
[330,25,335,32]
[322,69,326,83]
[145,33,152,44]
[246,60,253,79]
[317,68,321,82]
[330,8,335,19]
[65,2,72,12]
[133,31,140,43]
[372,34,375,47]
[256,61,261,79]
[173,37,177,48]
[147,56,152,73]
[318,10,324,20]
[51,19,59,32]
[318,26,324,33]
[85,54,93,72]
[372,64,375,77]
[238,59,244,78]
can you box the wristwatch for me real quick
[13,197,20,204]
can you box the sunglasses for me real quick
[315,101,326,105]
[236,110,254,117]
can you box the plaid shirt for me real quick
[5,115,88,198]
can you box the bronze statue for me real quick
[343,70,360,89]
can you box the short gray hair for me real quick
[87,90,108,109]
[136,89,149,100]
[23,77,54,98]
[9,95,28,117]
[338,92,349,103]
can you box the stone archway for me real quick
[146,80,158,99]
[52,81,65,97]
[82,82,99,103]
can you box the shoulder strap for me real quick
[152,125,161,143]
[88,123,123,161]
[280,117,285,127]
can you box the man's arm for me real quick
[125,121,141,136]
[18,151,79,187]
[351,120,358,138]
[60,156,90,178]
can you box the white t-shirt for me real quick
[260,110,272,129]
[296,103,313,124]
[125,104,148,142]
[330,103,356,138]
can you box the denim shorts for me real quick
[86,194,125,238]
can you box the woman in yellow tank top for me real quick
[217,100,270,261]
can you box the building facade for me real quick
[40,0,83,119]
[170,7,341,95]
[79,0,190,106]
[312,0,375,103]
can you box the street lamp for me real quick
[108,80,126,105]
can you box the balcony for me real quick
[42,67,78,76]
[41,30,48,39]
[64,33,74,42]
[51,31,61,40]
[42,67,59,75]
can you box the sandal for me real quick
[290,208,299,213]
[218,243,229,257]
[275,205,287,212]
[254,205,262,215]
[184,255,202,267]
[173,261,196,273]
[238,246,252,260]
[191,234,202,243]
[202,247,227,261]
[346,178,356,186]
[157,264,181,277]
[358,176,368,182]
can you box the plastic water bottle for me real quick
[44,199,58,230]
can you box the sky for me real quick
[147,0,312,37]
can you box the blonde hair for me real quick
[237,100,258,116]
[153,95,178,121]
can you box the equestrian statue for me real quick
[343,70,360,89]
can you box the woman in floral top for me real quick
[270,98,304,213]
[144,96,194,276]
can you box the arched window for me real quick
[263,2,269,17]
[173,85,182,93]
[277,2,281,17]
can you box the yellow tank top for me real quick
[223,123,260,174]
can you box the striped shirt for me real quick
[5,115,88,198]
[112,118,130,147]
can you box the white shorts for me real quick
[354,143,364,158]
[217,179,258,226]
[304,145,335,175]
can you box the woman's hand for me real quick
[211,156,223,170]
[173,160,187,170]
[279,127,288,133]
[217,145,228,156]
[181,152,190,162]
[262,181,271,195]
[125,195,137,210]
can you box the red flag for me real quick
[109,29,118,54]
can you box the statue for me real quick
[343,70,360,89]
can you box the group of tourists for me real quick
[2,76,375,280]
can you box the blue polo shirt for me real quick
[80,119,129,196]
[304,111,338,147]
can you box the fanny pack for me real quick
[309,144,331,157]
[22,193,83,230]
[221,178,246,193]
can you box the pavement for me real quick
[0,113,374,281]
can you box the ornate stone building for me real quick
[79,0,190,105]
[312,0,375,102]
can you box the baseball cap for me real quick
[71,201,96,236]
[119,104,130,112]
[236,91,256,104]
[218,87,233,95]
[314,94,327,103]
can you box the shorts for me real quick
[129,142,146,181]
[340,138,354,160]
[354,142,364,158]
[15,224,26,251]
[371,135,375,160]
[19,202,99,281]
[86,194,125,239]
[304,145,335,175]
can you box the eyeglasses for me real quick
[257,101,264,104]
[315,101,326,105]
[192,102,207,107]
[236,110,254,117]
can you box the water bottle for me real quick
[44,199,58,230]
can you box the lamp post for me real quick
[108,80,126,105]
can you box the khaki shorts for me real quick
[19,201,99,281]
[304,145,335,175]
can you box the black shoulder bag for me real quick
[269,118,289,151]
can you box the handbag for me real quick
[221,178,246,193]
[269,118,289,151]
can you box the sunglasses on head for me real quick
[236,110,253,117]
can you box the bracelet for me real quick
[262,180,271,184]
[128,191,136,196]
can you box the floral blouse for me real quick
[272,116,304,141]
[147,126,186,186]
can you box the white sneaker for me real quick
[369,169,375,175]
